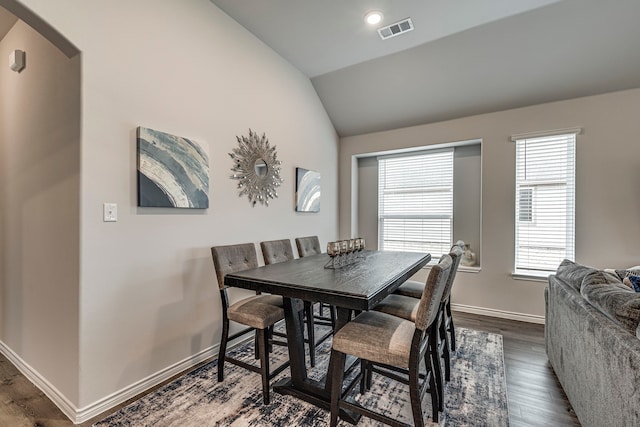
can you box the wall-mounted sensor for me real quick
[9,50,25,72]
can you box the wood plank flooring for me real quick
[0,312,581,426]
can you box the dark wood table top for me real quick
[225,250,431,311]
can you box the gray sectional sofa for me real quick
[545,260,640,427]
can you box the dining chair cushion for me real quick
[295,236,321,257]
[260,239,294,265]
[332,311,415,367]
[227,295,285,329]
[394,280,424,299]
[211,243,259,290]
[374,294,419,322]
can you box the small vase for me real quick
[461,243,476,267]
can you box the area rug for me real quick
[94,327,508,426]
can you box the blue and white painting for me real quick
[295,167,320,212]
[137,127,209,208]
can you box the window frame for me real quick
[512,129,579,279]
[377,147,455,261]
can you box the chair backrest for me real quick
[261,239,294,265]
[295,236,321,257]
[415,254,452,331]
[211,243,258,290]
[441,244,463,302]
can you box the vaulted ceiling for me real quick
[212,0,640,137]
[0,6,17,39]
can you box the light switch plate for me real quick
[103,203,117,222]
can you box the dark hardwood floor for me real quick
[454,312,580,427]
[0,312,580,426]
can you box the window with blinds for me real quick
[378,148,454,259]
[514,132,576,275]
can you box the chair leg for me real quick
[217,317,229,382]
[426,349,440,423]
[257,327,270,405]
[409,357,426,427]
[304,302,316,367]
[254,330,260,360]
[330,350,347,427]
[447,300,456,351]
[430,330,444,412]
[359,360,368,393]
[330,305,337,330]
[439,311,451,382]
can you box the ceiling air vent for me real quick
[377,18,414,40]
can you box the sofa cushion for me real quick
[614,266,640,281]
[555,259,598,291]
[581,271,640,334]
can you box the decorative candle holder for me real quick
[324,239,365,269]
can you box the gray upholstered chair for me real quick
[211,243,289,405]
[395,243,464,358]
[395,242,464,348]
[295,236,336,327]
[260,238,319,367]
[295,235,322,257]
[329,254,452,426]
[381,244,464,405]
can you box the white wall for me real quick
[10,0,338,415]
[0,19,81,403]
[341,88,640,320]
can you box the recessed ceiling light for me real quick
[365,11,383,25]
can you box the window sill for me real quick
[512,271,551,283]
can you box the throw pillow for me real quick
[628,276,640,293]
[555,259,598,291]
[581,271,640,334]
[615,266,640,281]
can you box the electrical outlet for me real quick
[103,203,118,222]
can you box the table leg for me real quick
[282,297,307,383]
[324,307,353,394]
[273,300,359,424]
[274,297,327,399]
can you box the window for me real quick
[378,148,454,260]
[514,132,576,276]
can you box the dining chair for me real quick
[211,243,289,405]
[394,242,464,379]
[329,254,452,426]
[379,244,463,407]
[260,238,320,367]
[295,236,336,327]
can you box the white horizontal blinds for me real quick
[515,133,576,273]
[378,148,454,259]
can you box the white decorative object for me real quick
[461,243,477,267]
[9,49,25,72]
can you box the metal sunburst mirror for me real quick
[229,129,283,207]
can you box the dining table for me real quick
[224,249,431,419]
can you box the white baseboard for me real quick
[451,303,545,324]
[0,340,78,422]
[74,343,222,423]
[0,338,244,424]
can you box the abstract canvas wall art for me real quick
[137,127,209,208]
[295,167,320,212]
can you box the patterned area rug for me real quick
[94,327,508,426]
